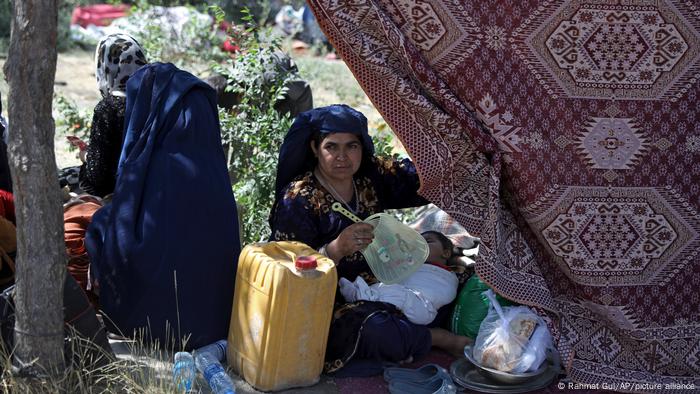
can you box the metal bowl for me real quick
[463,345,548,385]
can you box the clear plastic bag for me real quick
[513,323,552,373]
[472,290,552,373]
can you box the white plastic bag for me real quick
[472,290,552,372]
[512,323,552,373]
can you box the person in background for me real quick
[79,33,148,197]
[269,104,471,377]
[203,51,313,183]
[203,51,313,118]
[64,194,104,308]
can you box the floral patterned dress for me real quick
[271,156,427,283]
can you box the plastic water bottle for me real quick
[195,340,235,394]
[173,351,196,393]
[196,339,227,362]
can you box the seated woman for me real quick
[64,194,104,308]
[269,104,470,377]
[86,62,241,350]
[79,33,148,197]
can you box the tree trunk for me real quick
[3,0,65,376]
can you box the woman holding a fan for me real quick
[270,104,470,377]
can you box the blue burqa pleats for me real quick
[86,63,240,349]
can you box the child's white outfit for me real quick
[339,262,458,325]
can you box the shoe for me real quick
[388,374,457,394]
[383,363,450,383]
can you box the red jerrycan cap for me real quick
[295,255,317,270]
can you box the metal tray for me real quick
[463,344,548,385]
[449,357,560,393]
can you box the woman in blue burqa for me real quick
[270,104,470,376]
[86,62,240,350]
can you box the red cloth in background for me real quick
[0,189,15,224]
[70,4,130,28]
[222,38,240,53]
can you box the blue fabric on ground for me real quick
[87,62,240,350]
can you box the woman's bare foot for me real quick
[429,327,473,357]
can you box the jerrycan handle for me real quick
[264,242,305,264]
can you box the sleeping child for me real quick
[339,230,459,325]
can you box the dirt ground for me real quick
[1,49,99,169]
[52,50,102,168]
[1,48,394,171]
[53,49,103,109]
[0,49,100,108]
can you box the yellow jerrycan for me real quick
[227,241,337,391]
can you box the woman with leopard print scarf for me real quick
[79,33,148,197]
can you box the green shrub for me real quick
[54,94,93,153]
[216,0,305,24]
[0,0,9,53]
[107,4,227,72]
[219,106,291,244]
[57,0,78,52]
[213,11,295,243]
[0,0,78,53]
[212,9,406,243]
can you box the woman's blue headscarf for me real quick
[275,104,374,199]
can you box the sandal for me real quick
[383,363,450,383]
[388,374,458,394]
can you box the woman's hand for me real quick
[326,222,375,262]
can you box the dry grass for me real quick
[0,324,193,393]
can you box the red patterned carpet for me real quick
[308,1,700,392]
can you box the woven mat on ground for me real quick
[308,1,700,391]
